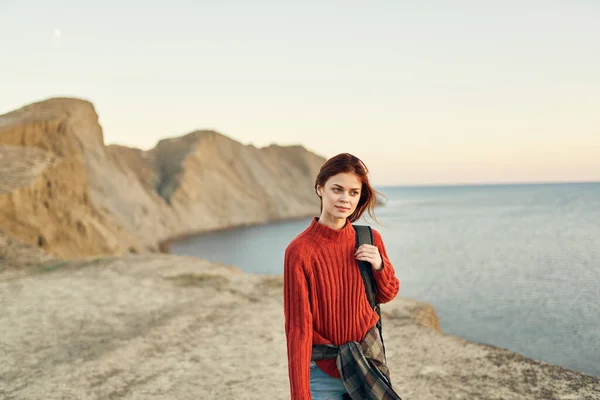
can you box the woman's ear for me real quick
[316,185,323,197]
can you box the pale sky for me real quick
[1,0,599,186]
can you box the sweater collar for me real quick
[307,217,355,242]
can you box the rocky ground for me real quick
[1,254,598,400]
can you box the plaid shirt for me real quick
[311,326,402,400]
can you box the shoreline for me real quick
[158,200,388,253]
[157,212,317,253]
[154,203,598,379]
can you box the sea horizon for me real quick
[375,179,600,189]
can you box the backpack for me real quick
[352,224,386,359]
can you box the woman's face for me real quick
[317,172,363,222]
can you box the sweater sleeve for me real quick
[371,228,400,304]
[283,243,313,400]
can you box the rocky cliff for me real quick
[0,98,324,261]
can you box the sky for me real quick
[1,0,599,186]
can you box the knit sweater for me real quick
[284,217,400,399]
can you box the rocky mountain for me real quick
[0,98,324,260]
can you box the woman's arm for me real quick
[283,243,313,399]
[371,228,400,304]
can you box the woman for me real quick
[284,153,401,399]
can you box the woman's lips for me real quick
[335,206,350,211]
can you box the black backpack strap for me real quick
[353,224,386,358]
[353,225,378,308]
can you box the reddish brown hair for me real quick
[315,153,384,223]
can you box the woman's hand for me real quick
[355,244,383,271]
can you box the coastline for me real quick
[156,207,600,379]
[159,196,387,253]
[157,212,317,253]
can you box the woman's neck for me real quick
[317,212,346,230]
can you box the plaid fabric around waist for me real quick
[311,326,402,400]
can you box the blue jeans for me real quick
[310,361,347,399]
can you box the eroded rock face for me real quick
[0,98,324,259]
[0,142,130,259]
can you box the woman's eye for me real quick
[351,191,359,196]
[333,188,341,193]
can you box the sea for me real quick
[169,182,600,377]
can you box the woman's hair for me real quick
[314,153,385,223]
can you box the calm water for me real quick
[170,182,600,377]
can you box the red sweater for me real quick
[284,217,400,399]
